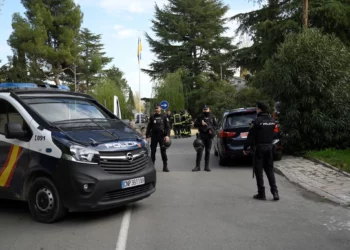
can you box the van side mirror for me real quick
[5,123,28,140]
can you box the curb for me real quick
[274,164,350,207]
[303,156,350,178]
[273,166,285,177]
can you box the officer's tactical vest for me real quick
[173,114,182,125]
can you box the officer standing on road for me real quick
[192,105,218,172]
[243,102,279,201]
[146,104,171,172]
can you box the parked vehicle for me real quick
[213,107,283,166]
[0,82,155,223]
[135,113,147,123]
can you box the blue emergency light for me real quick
[0,82,70,91]
[0,83,38,89]
[57,85,70,91]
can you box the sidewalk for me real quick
[275,156,350,207]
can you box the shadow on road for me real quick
[0,199,29,214]
[0,199,128,224]
[214,156,254,169]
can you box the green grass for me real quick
[306,149,350,173]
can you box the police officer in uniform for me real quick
[243,102,279,201]
[146,104,171,172]
[193,105,218,172]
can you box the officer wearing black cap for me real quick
[193,105,218,172]
[243,101,279,201]
[146,104,171,172]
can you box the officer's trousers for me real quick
[173,125,180,137]
[254,144,278,194]
[196,135,212,167]
[150,134,168,164]
[186,125,191,135]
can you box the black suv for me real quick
[213,107,283,166]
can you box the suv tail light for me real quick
[274,124,279,133]
[219,130,236,138]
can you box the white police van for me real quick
[0,83,156,223]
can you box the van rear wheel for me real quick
[27,177,68,223]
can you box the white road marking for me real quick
[115,206,132,250]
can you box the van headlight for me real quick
[64,145,100,164]
[144,139,151,155]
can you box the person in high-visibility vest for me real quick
[173,111,182,138]
[185,110,193,136]
[180,110,189,137]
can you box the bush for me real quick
[89,78,128,118]
[194,76,238,118]
[253,29,350,152]
[234,87,274,111]
[194,72,274,120]
[153,70,185,112]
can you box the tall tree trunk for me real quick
[302,0,308,29]
[54,75,60,85]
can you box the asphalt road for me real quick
[1,136,350,250]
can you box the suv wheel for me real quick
[273,152,283,161]
[27,177,68,223]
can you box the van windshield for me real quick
[23,97,110,123]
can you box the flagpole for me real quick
[139,50,141,115]
[138,31,142,116]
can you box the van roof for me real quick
[0,82,70,91]
[0,82,93,99]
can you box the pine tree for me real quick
[127,88,136,111]
[145,0,236,87]
[64,28,113,91]
[125,87,136,120]
[232,0,350,73]
[3,50,31,82]
[232,0,301,73]
[8,0,83,85]
[104,65,129,96]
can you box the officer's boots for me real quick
[204,161,211,172]
[272,191,279,201]
[192,165,200,172]
[253,193,266,200]
[192,158,201,171]
[163,162,169,172]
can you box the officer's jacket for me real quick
[194,113,218,136]
[244,113,276,150]
[181,114,187,124]
[146,113,170,138]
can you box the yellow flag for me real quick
[137,37,143,64]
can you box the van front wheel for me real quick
[27,177,68,223]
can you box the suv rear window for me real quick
[225,112,256,128]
